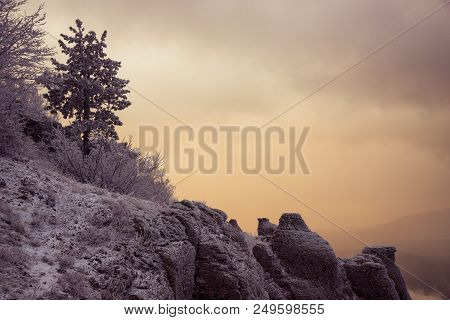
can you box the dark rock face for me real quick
[164,201,268,300]
[194,233,268,299]
[252,213,409,300]
[268,213,347,299]
[229,219,242,231]
[362,246,411,300]
[253,242,289,299]
[272,214,338,283]
[344,254,399,299]
[278,213,310,232]
[257,218,277,237]
[158,241,196,299]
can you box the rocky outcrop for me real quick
[344,253,399,299]
[0,157,411,300]
[229,219,242,231]
[257,218,277,237]
[268,213,347,299]
[362,246,411,299]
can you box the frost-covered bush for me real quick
[0,102,21,155]
[0,81,58,157]
[0,86,53,158]
[58,271,99,299]
[0,0,52,156]
[51,132,174,203]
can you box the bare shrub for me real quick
[0,202,25,235]
[109,200,133,232]
[88,207,114,228]
[0,244,29,298]
[56,253,75,271]
[0,106,22,156]
[42,255,54,266]
[31,210,44,228]
[48,213,58,225]
[88,199,135,242]
[77,226,111,246]
[101,265,134,299]
[44,190,56,207]
[58,270,99,299]
[29,237,41,247]
[0,245,28,267]
[0,86,44,157]
[92,188,106,196]
[0,1,52,82]
[50,133,174,203]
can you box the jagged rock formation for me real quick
[0,157,411,299]
[361,246,411,299]
[257,218,277,237]
[266,213,347,299]
[229,219,242,231]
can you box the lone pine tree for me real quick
[41,19,130,155]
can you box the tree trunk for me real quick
[82,128,90,156]
[82,101,91,156]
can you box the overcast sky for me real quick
[27,0,450,232]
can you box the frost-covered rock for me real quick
[344,254,399,299]
[0,157,411,300]
[272,213,338,282]
[257,218,277,237]
[362,246,411,299]
[270,213,349,299]
[229,219,242,231]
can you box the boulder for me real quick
[362,246,411,300]
[344,253,399,299]
[229,219,242,231]
[157,241,196,299]
[257,218,277,237]
[194,233,269,299]
[272,213,339,285]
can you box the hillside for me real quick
[0,156,410,299]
